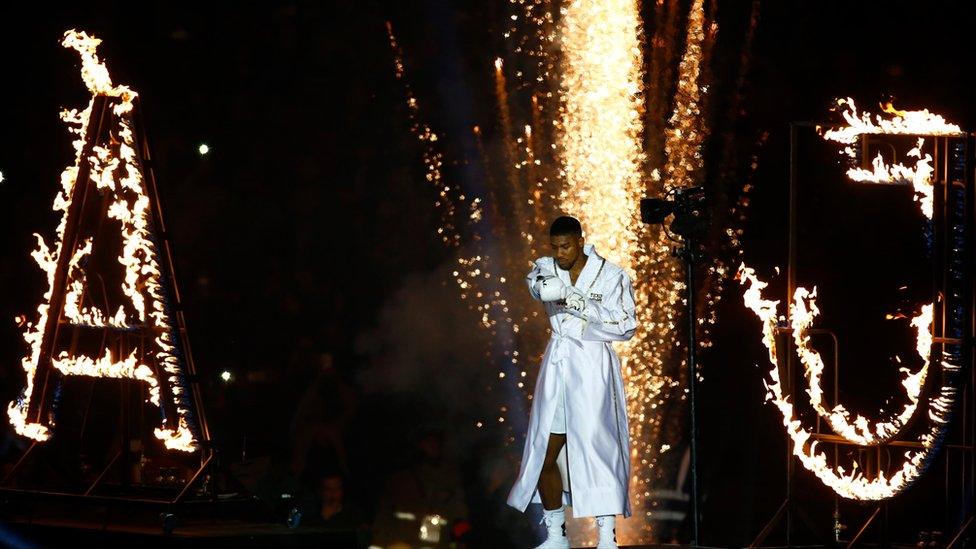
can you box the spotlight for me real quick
[197,143,210,156]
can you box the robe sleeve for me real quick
[581,269,638,342]
[526,257,558,301]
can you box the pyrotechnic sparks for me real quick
[389,0,745,542]
[554,0,722,541]
[493,57,531,246]
[7,30,197,452]
[502,0,558,88]
[662,0,709,190]
[557,0,645,267]
[555,3,654,540]
[386,21,531,424]
[385,21,466,248]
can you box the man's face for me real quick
[550,234,584,270]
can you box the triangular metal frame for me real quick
[1,94,214,504]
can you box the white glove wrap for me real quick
[565,291,586,313]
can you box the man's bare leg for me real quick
[538,433,566,510]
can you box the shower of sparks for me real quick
[503,0,558,88]
[555,2,650,542]
[385,21,469,249]
[8,30,196,451]
[626,1,720,540]
[388,0,752,542]
[493,57,531,246]
[662,0,709,190]
[554,0,720,542]
[385,20,531,429]
[556,0,645,268]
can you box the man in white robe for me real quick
[507,216,637,549]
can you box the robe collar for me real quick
[556,243,604,290]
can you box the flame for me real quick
[7,30,197,452]
[837,138,935,219]
[822,99,959,220]
[823,97,962,144]
[737,98,962,499]
[792,286,932,446]
[740,265,954,500]
[881,101,907,118]
[52,348,160,403]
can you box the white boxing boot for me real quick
[534,506,570,549]
[596,515,618,549]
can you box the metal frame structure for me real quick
[750,123,975,548]
[0,95,214,508]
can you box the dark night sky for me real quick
[1,1,975,546]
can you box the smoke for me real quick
[354,257,495,420]
[355,243,543,546]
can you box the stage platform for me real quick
[0,518,360,548]
[0,516,730,549]
[0,517,722,549]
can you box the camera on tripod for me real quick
[639,185,708,237]
[638,184,709,542]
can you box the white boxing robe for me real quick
[507,244,638,518]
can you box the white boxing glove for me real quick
[537,276,568,302]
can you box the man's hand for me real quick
[564,290,587,314]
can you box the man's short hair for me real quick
[550,215,583,237]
